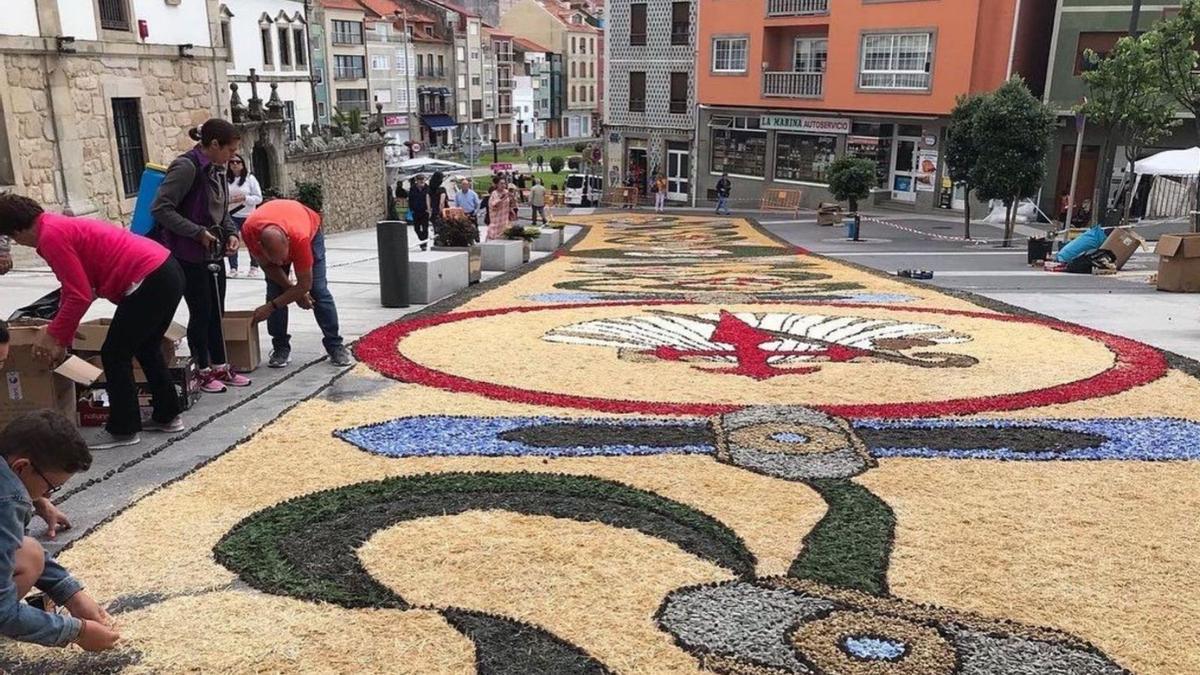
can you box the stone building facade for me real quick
[286,135,388,233]
[603,0,696,203]
[0,0,227,224]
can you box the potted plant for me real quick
[433,214,482,283]
[502,225,540,262]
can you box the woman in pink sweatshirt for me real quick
[0,194,186,450]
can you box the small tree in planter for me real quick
[827,157,876,241]
[503,225,540,263]
[433,214,482,283]
[549,155,565,174]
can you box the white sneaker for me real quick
[90,432,141,450]
[144,416,184,433]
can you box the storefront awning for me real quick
[421,114,458,131]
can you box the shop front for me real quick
[604,126,695,204]
[697,107,951,212]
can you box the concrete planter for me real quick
[533,228,563,252]
[523,240,532,262]
[480,240,524,271]
[407,251,469,304]
[432,244,482,284]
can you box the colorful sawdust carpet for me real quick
[7,214,1200,674]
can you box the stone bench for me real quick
[480,240,524,272]
[532,227,563,252]
[408,251,469,304]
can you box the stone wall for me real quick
[285,137,387,233]
[1,52,224,223]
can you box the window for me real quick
[472,99,483,118]
[472,75,480,86]
[98,0,131,31]
[334,55,365,80]
[458,100,467,116]
[794,38,827,73]
[859,32,933,90]
[331,20,363,45]
[469,22,478,35]
[261,28,274,66]
[630,4,647,45]
[374,89,392,104]
[417,54,425,75]
[335,89,369,112]
[589,85,595,102]
[220,21,233,63]
[294,28,307,67]
[712,37,747,73]
[628,72,645,112]
[457,46,465,61]
[372,54,388,71]
[571,61,577,78]
[458,73,466,88]
[571,37,577,54]
[1075,32,1124,74]
[284,101,297,141]
[571,85,577,103]
[671,2,689,46]
[775,133,837,183]
[278,27,292,67]
[711,117,766,178]
[669,72,687,114]
[438,55,445,76]
[111,98,145,197]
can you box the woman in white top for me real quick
[225,154,263,277]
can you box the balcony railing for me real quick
[334,68,366,81]
[766,0,828,16]
[763,71,823,98]
[498,79,514,89]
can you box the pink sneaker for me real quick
[197,369,227,394]
[213,364,251,387]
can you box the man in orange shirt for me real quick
[241,199,351,368]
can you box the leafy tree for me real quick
[971,78,1056,247]
[549,155,565,174]
[1148,0,1200,230]
[944,94,987,239]
[827,157,876,214]
[1081,33,1179,225]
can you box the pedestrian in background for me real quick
[716,170,732,215]
[487,178,513,241]
[530,178,547,226]
[225,154,262,278]
[151,118,250,395]
[654,174,668,213]
[455,178,481,224]
[429,171,449,231]
[408,174,431,250]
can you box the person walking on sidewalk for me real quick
[0,194,187,450]
[654,174,668,213]
[455,178,481,225]
[715,170,732,216]
[530,178,548,226]
[151,118,251,395]
[486,179,513,241]
[407,174,431,251]
[226,154,262,278]
[240,199,352,369]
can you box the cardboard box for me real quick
[222,311,262,373]
[1,326,86,428]
[73,318,187,362]
[76,383,200,427]
[1155,233,1200,292]
[87,356,198,411]
[1100,227,1147,270]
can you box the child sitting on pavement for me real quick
[0,411,119,651]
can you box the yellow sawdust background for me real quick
[13,215,1200,674]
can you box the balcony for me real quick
[498,79,514,90]
[766,0,828,17]
[334,68,366,81]
[762,71,823,98]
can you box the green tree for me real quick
[1081,33,1179,225]
[971,78,1056,247]
[944,93,987,239]
[827,157,875,213]
[550,155,565,174]
[1148,1,1200,230]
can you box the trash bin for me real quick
[377,220,410,308]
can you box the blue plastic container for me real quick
[130,163,168,236]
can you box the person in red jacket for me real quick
[0,194,186,450]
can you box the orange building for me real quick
[695,0,1054,211]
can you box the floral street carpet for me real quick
[6,215,1199,674]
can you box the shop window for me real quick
[711,117,766,178]
[847,122,894,188]
[775,133,837,183]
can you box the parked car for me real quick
[564,174,604,207]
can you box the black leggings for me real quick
[102,258,186,435]
[413,212,430,245]
[178,258,227,369]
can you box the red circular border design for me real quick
[354,301,1169,419]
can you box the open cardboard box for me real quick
[1,325,100,428]
[1155,233,1200,292]
[73,318,187,361]
[222,310,262,373]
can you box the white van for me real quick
[564,174,604,207]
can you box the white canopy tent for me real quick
[1131,147,1200,220]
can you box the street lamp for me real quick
[491,138,499,164]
